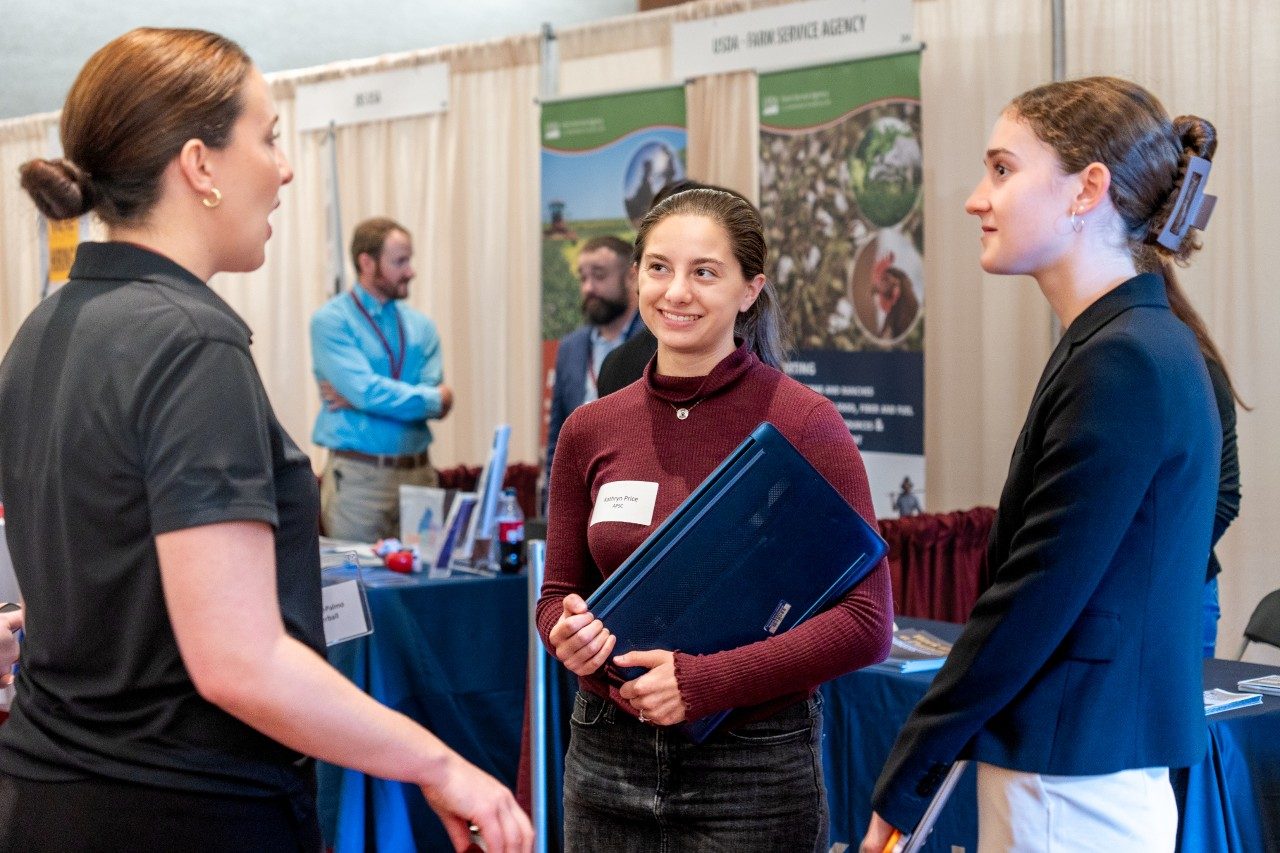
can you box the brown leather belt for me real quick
[332,448,431,470]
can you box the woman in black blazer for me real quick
[862,77,1224,852]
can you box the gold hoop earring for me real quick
[1071,206,1083,233]
[202,187,222,209]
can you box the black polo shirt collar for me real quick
[70,242,253,343]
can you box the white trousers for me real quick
[976,762,1176,853]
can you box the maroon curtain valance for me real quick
[879,506,997,623]
[436,462,541,520]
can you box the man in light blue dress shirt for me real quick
[311,218,453,542]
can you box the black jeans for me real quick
[563,691,828,852]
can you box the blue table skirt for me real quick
[321,582,1280,852]
[319,571,529,853]
[823,619,1280,853]
[1171,657,1280,852]
[822,646,977,849]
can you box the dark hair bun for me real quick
[18,157,96,220]
[1173,115,1217,161]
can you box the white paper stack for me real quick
[1203,688,1263,715]
[1236,674,1280,696]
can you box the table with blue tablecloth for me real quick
[317,569,530,853]
[319,577,1280,852]
[824,619,1280,853]
[1172,656,1280,852]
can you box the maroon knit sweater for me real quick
[537,342,893,727]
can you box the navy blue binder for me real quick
[586,421,887,742]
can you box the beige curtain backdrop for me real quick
[0,0,1275,658]
[1066,0,1280,662]
[0,114,108,348]
[913,0,1055,511]
[686,71,760,202]
[280,42,540,473]
[0,116,54,350]
[247,38,545,472]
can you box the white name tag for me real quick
[590,481,659,527]
[321,579,372,646]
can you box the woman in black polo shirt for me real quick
[0,28,529,853]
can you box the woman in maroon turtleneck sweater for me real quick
[538,188,893,852]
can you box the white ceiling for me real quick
[0,0,637,120]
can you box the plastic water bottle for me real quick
[495,487,525,573]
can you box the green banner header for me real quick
[542,86,686,152]
[759,51,920,130]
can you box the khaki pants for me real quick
[320,452,438,543]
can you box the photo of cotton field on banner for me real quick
[759,50,925,518]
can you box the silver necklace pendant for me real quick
[670,399,700,419]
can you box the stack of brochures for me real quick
[871,627,953,673]
[1203,688,1263,716]
[1236,674,1280,696]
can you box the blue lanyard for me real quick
[349,291,406,380]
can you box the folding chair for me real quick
[1236,588,1280,660]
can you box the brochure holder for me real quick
[399,485,450,560]
[451,424,510,575]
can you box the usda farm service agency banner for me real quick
[538,87,687,449]
[760,51,925,517]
